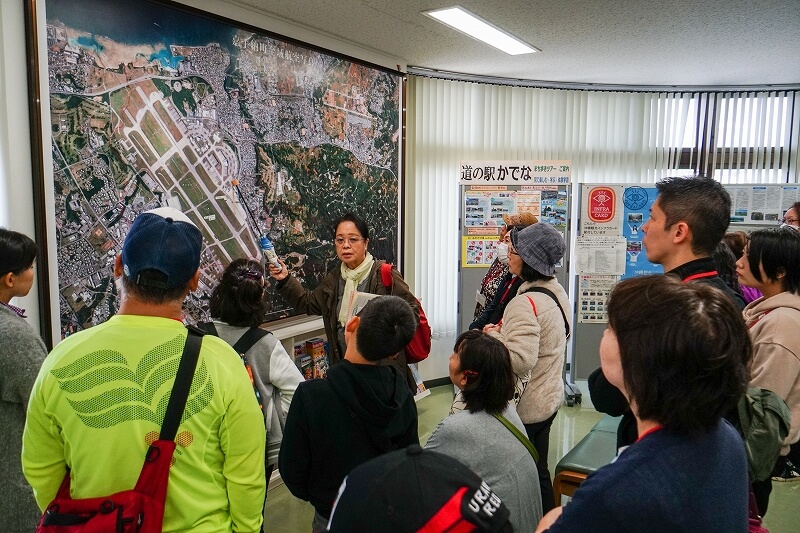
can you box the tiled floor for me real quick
[265,385,797,532]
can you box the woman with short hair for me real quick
[537,275,751,532]
[268,212,419,390]
[736,227,800,512]
[426,330,542,533]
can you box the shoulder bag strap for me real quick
[491,412,539,463]
[53,326,205,498]
[197,321,218,336]
[380,262,394,292]
[160,326,204,441]
[523,286,570,338]
[232,327,270,355]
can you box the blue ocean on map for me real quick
[46,0,237,54]
[73,35,104,54]
[148,49,185,70]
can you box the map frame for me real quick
[27,0,404,341]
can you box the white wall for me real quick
[0,0,42,330]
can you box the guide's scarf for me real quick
[339,252,375,326]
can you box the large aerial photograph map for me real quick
[44,0,401,336]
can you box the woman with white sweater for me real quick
[483,222,570,514]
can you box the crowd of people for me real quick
[2,176,799,532]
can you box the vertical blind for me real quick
[406,75,799,336]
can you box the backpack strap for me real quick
[232,327,270,355]
[198,321,270,355]
[380,262,394,291]
[522,286,571,339]
[160,326,204,441]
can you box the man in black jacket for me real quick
[279,295,419,532]
[590,175,745,447]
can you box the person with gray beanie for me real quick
[483,222,571,514]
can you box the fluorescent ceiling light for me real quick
[425,6,538,55]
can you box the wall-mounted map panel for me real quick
[44,0,402,337]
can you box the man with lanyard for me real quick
[638,175,745,308]
[589,175,745,448]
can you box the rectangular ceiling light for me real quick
[425,6,538,55]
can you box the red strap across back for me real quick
[635,424,665,443]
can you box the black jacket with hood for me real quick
[278,359,419,518]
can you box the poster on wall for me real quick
[621,186,661,278]
[464,190,516,227]
[725,185,800,224]
[539,189,568,226]
[41,0,402,336]
[459,178,570,269]
[577,275,617,323]
[576,184,663,323]
[460,161,571,185]
[461,236,499,267]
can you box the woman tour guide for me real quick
[268,212,420,390]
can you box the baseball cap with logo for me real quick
[325,445,512,533]
[121,207,203,289]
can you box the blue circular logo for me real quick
[623,187,648,210]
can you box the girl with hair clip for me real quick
[206,258,303,485]
[426,330,543,533]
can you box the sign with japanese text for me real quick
[460,160,571,185]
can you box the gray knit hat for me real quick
[510,223,565,276]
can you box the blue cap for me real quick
[121,207,203,289]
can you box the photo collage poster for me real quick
[462,184,567,268]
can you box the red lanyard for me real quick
[636,424,665,443]
[498,276,517,304]
[495,277,518,328]
[682,271,718,282]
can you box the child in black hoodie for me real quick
[279,295,419,532]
